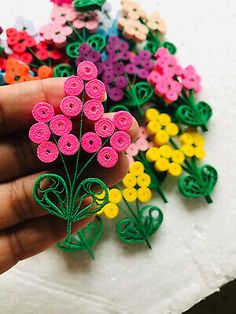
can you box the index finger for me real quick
[0,78,66,136]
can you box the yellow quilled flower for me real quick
[109,188,122,204]
[146,145,185,176]
[103,203,119,219]
[122,161,152,202]
[97,188,122,219]
[180,128,205,159]
[146,108,179,146]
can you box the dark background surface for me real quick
[184,279,236,314]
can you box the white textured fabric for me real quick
[0,1,236,313]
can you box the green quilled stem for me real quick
[122,197,152,249]
[27,47,46,66]
[77,231,95,259]
[67,21,85,43]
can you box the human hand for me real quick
[0,78,138,274]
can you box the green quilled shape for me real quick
[66,35,106,59]
[109,104,130,112]
[56,217,104,259]
[178,164,218,203]
[162,41,177,55]
[73,0,105,12]
[125,82,154,115]
[33,174,108,222]
[53,64,75,77]
[87,35,106,52]
[116,205,163,247]
[176,101,213,131]
[66,42,81,59]
[145,40,177,55]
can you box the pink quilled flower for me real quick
[181,65,201,93]
[126,127,151,165]
[51,4,78,25]
[155,48,182,77]
[50,0,73,5]
[154,75,182,103]
[73,12,99,34]
[39,23,73,48]
[37,141,59,163]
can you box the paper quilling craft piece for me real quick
[0,0,218,258]
[29,61,133,253]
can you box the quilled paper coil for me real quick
[77,61,98,81]
[60,96,82,117]
[81,132,102,153]
[95,117,115,138]
[58,134,79,155]
[113,111,133,131]
[50,114,72,136]
[29,122,51,144]
[64,75,84,96]
[37,141,59,163]
[110,131,131,152]
[84,99,104,121]
[85,79,106,101]
[97,147,118,168]
[32,102,55,123]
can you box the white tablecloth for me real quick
[0,0,236,313]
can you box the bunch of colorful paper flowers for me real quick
[0,0,218,258]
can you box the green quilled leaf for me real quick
[126,82,154,107]
[66,42,82,59]
[72,178,108,221]
[33,174,108,222]
[116,205,163,245]
[56,217,104,254]
[178,164,218,200]
[33,174,69,220]
[145,40,177,55]
[176,101,213,128]
[87,34,106,52]
[162,41,177,55]
[66,35,106,59]
[53,64,75,77]
[73,0,105,12]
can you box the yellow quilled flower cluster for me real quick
[122,161,152,203]
[180,128,205,159]
[146,108,179,146]
[97,162,153,219]
[146,145,185,176]
[97,188,122,219]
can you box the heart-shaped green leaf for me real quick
[109,104,130,113]
[33,176,108,222]
[56,217,104,257]
[72,178,108,222]
[176,101,212,128]
[87,35,106,52]
[162,41,177,55]
[66,42,81,59]
[33,174,69,219]
[116,205,163,245]
[178,164,218,200]
[73,0,105,12]
[53,64,75,77]
[127,82,154,108]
